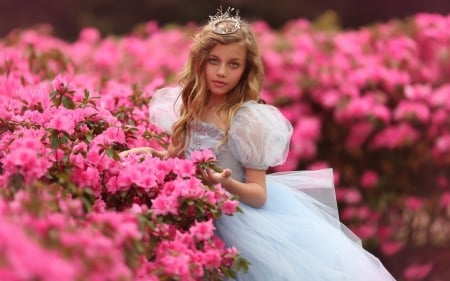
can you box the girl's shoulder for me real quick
[149,86,182,133]
[233,100,289,126]
[228,101,293,169]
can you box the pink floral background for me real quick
[1,12,449,280]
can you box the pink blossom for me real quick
[178,177,204,198]
[394,101,430,123]
[317,89,341,108]
[346,121,375,149]
[429,84,450,109]
[71,166,100,189]
[190,220,215,241]
[405,196,423,211]
[2,142,51,184]
[190,149,216,163]
[360,170,379,189]
[381,241,404,256]
[52,75,68,92]
[341,206,357,220]
[221,200,239,215]
[151,194,179,216]
[199,249,222,269]
[440,192,450,208]
[156,241,192,278]
[0,219,77,281]
[172,159,196,178]
[307,161,329,170]
[78,27,101,43]
[293,117,321,140]
[437,176,449,189]
[337,188,362,204]
[353,224,376,240]
[290,138,317,160]
[370,124,419,149]
[403,84,432,100]
[434,134,450,153]
[403,262,433,280]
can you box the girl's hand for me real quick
[203,168,232,185]
[119,147,155,158]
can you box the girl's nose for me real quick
[217,63,226,77]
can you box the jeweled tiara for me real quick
[209,7,241,35]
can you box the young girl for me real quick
[121,8,396,281]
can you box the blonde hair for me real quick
[170,19,265,156]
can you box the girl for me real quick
[121,8,396,281]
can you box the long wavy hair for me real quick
[170,19,265,156]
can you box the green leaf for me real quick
[61,95,75,109]
[106,147,121,161]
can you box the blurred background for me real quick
[1,0,450,40]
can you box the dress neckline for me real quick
[197,120,225,134]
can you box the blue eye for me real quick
[208,58,219,64]
[230,62,240,68]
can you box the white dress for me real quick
[150,87,396,281]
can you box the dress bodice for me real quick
[150,86,293,182]
[185,121,247,182]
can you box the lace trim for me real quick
[196,121,225,137]
[189,121,225,152]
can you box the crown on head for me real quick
[209,7,241,35]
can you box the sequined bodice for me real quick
[186,121,246,182]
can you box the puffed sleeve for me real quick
[149,86,182,133]
[228,101,293,170]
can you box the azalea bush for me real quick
[0,34,246,279]
[1,12,450,280]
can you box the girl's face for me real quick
[205,42,247,100]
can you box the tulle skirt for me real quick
[215,169,395,281]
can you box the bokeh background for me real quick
[1,0,450,40]
[1,0,450,280]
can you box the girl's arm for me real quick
[119,143,181,159]
[119,147,168,159]
[205,168,267,208]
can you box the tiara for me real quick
[209,7,241,35]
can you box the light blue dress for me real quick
[150,87,396,281]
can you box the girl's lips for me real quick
[212,80,226,87]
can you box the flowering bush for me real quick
[0,42,247,279]
[1,12,450,280]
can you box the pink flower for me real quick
[293,117,321,140]
[353,224,376,240]
[440,192,450,208]
[151,194,179,216]
[405,196,423,211]
[189,220,215,241]
[403,84,432,100]
[346,121,375,149]
[381,241,404,256]
[403,262,433,280]
[394,101,430,123]
[437,176,449,189]
[337,188,362,204]
[156,241,191,277]
[190,149,216,163]
[434,134,450,153]
[360,170,379,189]
[341,206,356,220]
[221,200,239,215]
[178,177,204,198]
[172,159,196,178]
[429,84,450,109]
[370,124,419,149]
[78,27,101,43]
[199,249,222,269]
[52,75,68,92]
